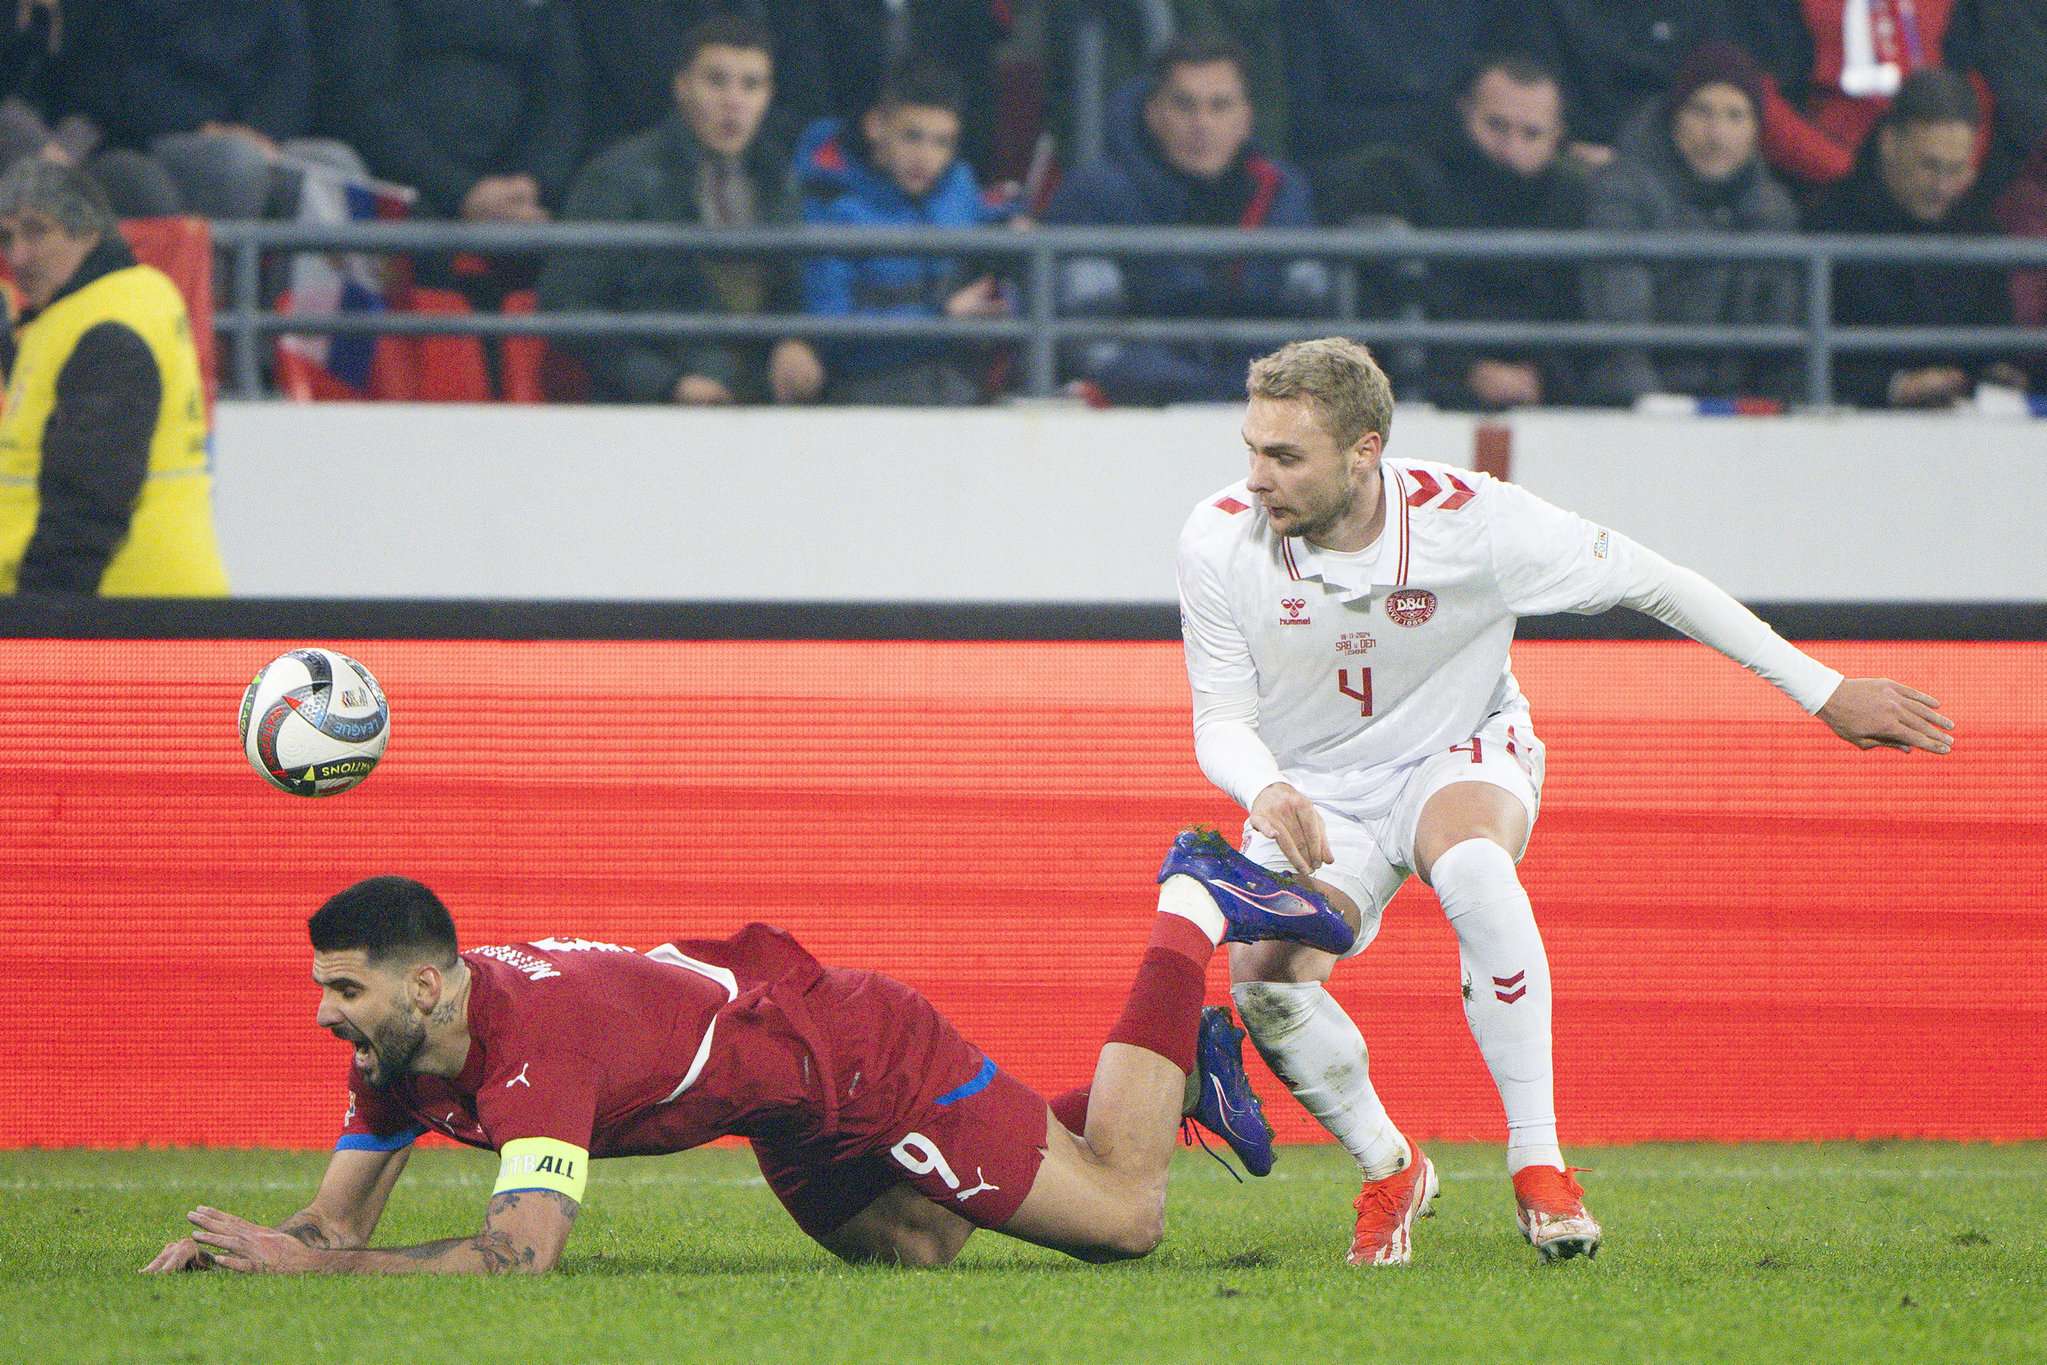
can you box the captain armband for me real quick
[493,1137,589,1204]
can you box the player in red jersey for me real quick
[143,835,1352,1275]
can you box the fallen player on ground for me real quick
[143,831,1344,1274]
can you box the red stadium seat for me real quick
[274,284,492,402]
[402,286,492,402]
[500,289,544,403]
[118,218,218,413]
[272,294,417,401]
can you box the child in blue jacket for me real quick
[797,59,1012,404]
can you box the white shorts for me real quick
[1239,710,1545,959]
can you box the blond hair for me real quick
[1246,337,1393,450]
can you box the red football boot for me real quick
[1346,1138,1439,1266]
[1513,1165,1603,1262]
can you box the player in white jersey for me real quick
[1177,338,1953,1265]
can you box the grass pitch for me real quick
[2,1142,2041,1365]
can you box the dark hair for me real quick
[1459,50,1565,103]
[1665,41,1767,126]
[1884,68,1982,130]
[676,13,774,75]
[876,57,965,116]
[1145,31,1251,101]
[308,876,459,967]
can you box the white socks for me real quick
[1159,874,1228,945]
[1231,979,1409,1180]
[1430,837,1563,1174]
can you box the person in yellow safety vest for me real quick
[0,160,228,595]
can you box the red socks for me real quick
[1102,913,1214,1076]
[1144,911,1218,970]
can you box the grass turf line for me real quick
[1,1142,2040,1365]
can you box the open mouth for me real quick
[331,1028,374,1068]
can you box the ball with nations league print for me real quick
[237,647,390,796]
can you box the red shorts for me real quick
[746,968,1050,1241]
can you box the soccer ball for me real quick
[238,648,390,796]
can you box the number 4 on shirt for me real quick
[1337,668,1372,717]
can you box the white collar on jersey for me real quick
[1277,465,1413,600]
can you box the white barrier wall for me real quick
[212,402,2047,600]
[1507,410,2047,602]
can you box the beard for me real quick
[1279,482,1360,545]
[335,1014,428,1092]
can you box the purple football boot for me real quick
[1158,827,1355,957]
[1189,1006,1277,1177]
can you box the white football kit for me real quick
[1178,459,1843,953]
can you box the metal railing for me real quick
[210,220,2047,404]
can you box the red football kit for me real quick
[338,923,1049,1236]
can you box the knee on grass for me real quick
[825,1195,975,1268]
[829,1222,971,1268]
[1069,1207,1165,1264]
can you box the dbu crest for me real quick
[1385,588,1437,626]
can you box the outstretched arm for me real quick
[142,1145,411,1273]
[182,1185,579,1275]
[1486,480,1958,758]
[1614,548,1952,754]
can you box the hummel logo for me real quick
[1494,971,1527,1004]
[507,1062,532,1087]
[955,1168,1001,1201]
[1211,880,1317,919]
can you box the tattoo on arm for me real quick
[371,1188,579,1275]
[279,1221,336,1250]
[392,1237,479,1262]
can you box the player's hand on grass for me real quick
[183,1207,319,1274]
[141,1236,216,1273]
[1249,782,1333,876]
[1816,678,1953,754]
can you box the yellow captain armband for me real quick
[493,1137,589,1204]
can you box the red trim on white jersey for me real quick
[1390,467,1412,586]
[1281,538,1302,581]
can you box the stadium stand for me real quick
[3,0,2041,409]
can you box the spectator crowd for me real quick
[6,0,2047,411]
